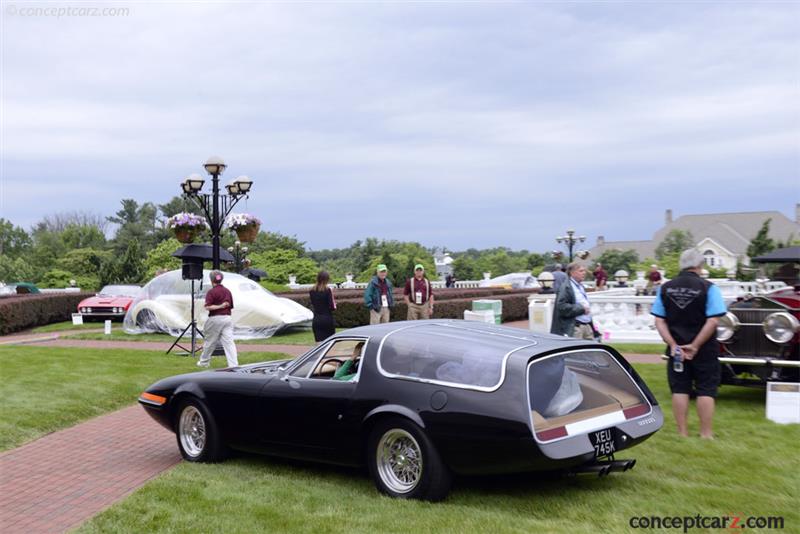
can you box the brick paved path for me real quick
[24,338,313,356]
[0,405,180,534]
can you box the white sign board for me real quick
[104,320,112,335]
[463,310,495,323]
[71,313,83,326]
[766,382,800,424]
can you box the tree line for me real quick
[0,202,790,291]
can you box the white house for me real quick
[589,205,800,268]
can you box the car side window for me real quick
[310,339,366,380]
[289,344,328,378]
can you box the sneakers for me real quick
[196,360,210,368]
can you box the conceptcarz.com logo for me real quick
[629,514,784,531]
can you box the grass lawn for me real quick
[0,346,291,451]
[61,327,341,345]
[76,364,798,534]
[607,343,665,355]
[31,320,107,333]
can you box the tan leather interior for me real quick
[532,373,645,432]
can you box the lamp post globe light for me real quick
[227,240,249,273]
[180,157,254,269]
[555,229,586,263]
[538,271,555,294]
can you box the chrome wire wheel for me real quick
[178,405,206,458]
[376,429,424,494]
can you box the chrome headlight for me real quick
[87,307,92,313]
[716,312,740,342]
[763,312,800,344]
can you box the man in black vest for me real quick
[651,249,726,438]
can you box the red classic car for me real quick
[78,285,142,320]
[717,285,800,385]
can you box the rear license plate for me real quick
[589,428,616,457]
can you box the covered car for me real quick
[716,286,800,385]
[139,320,663,501]
[77,284,141,320]
[479,272,540,289]
[124,269,312,339]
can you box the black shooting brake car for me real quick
[139,320,664,501]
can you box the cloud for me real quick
[1,2,797,250]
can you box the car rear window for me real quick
[528,350,650,441]
[378,324,527,389]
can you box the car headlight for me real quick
[87,307,92,313]
[763,312,800,344]
[80,307,86,313]
[716,312,740,342]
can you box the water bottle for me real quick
[673,346,684,373]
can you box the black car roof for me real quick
[341,319,593,360]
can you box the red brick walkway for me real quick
[0,405,180,534]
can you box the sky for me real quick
[1,1,798,253]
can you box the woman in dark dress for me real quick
[309,271,336,342]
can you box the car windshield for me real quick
[98,285,140,297]
[378,323,530,389]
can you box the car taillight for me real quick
[535,427,568,441]
[623,404,650,419]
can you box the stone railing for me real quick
[527,279,788,344]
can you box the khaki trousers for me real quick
[369,308,390,324]
[573,323,594,341]
[198,315,239,367]
[407,302,431,320]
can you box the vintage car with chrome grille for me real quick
[717,286,800,385]
[77,284,141,320]
[139,320,663,501]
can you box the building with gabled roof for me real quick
[589,205,800,270]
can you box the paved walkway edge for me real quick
[0,405,181,534]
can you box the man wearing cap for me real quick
[364,264,394,324]
[404,264,434,320]
[197,270,239,368]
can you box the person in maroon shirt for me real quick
[196,271,239,368]
[404,264,434,320]
[593,263,608,291]
[647,264,663,295]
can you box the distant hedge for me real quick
[0,293,92,335]
[278,288,537,328]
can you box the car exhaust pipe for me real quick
[604,459,636,472]
[571,464,611,477]
[571,459,635,477]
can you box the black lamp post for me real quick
[181,157,254,269]
[227,241,249,273]
[555,229,586,263]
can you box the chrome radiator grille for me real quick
[728,308,782,358]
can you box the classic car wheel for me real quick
[175,398,226,462]
[136,309,158,331]
[368,418,451,501]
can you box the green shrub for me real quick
[278,288,536,328]
[0,292,92,335]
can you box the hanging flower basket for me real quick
[226,213,262,243]
[235,223,260,243]
[167,212,207,244]
[174,227,199,243]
